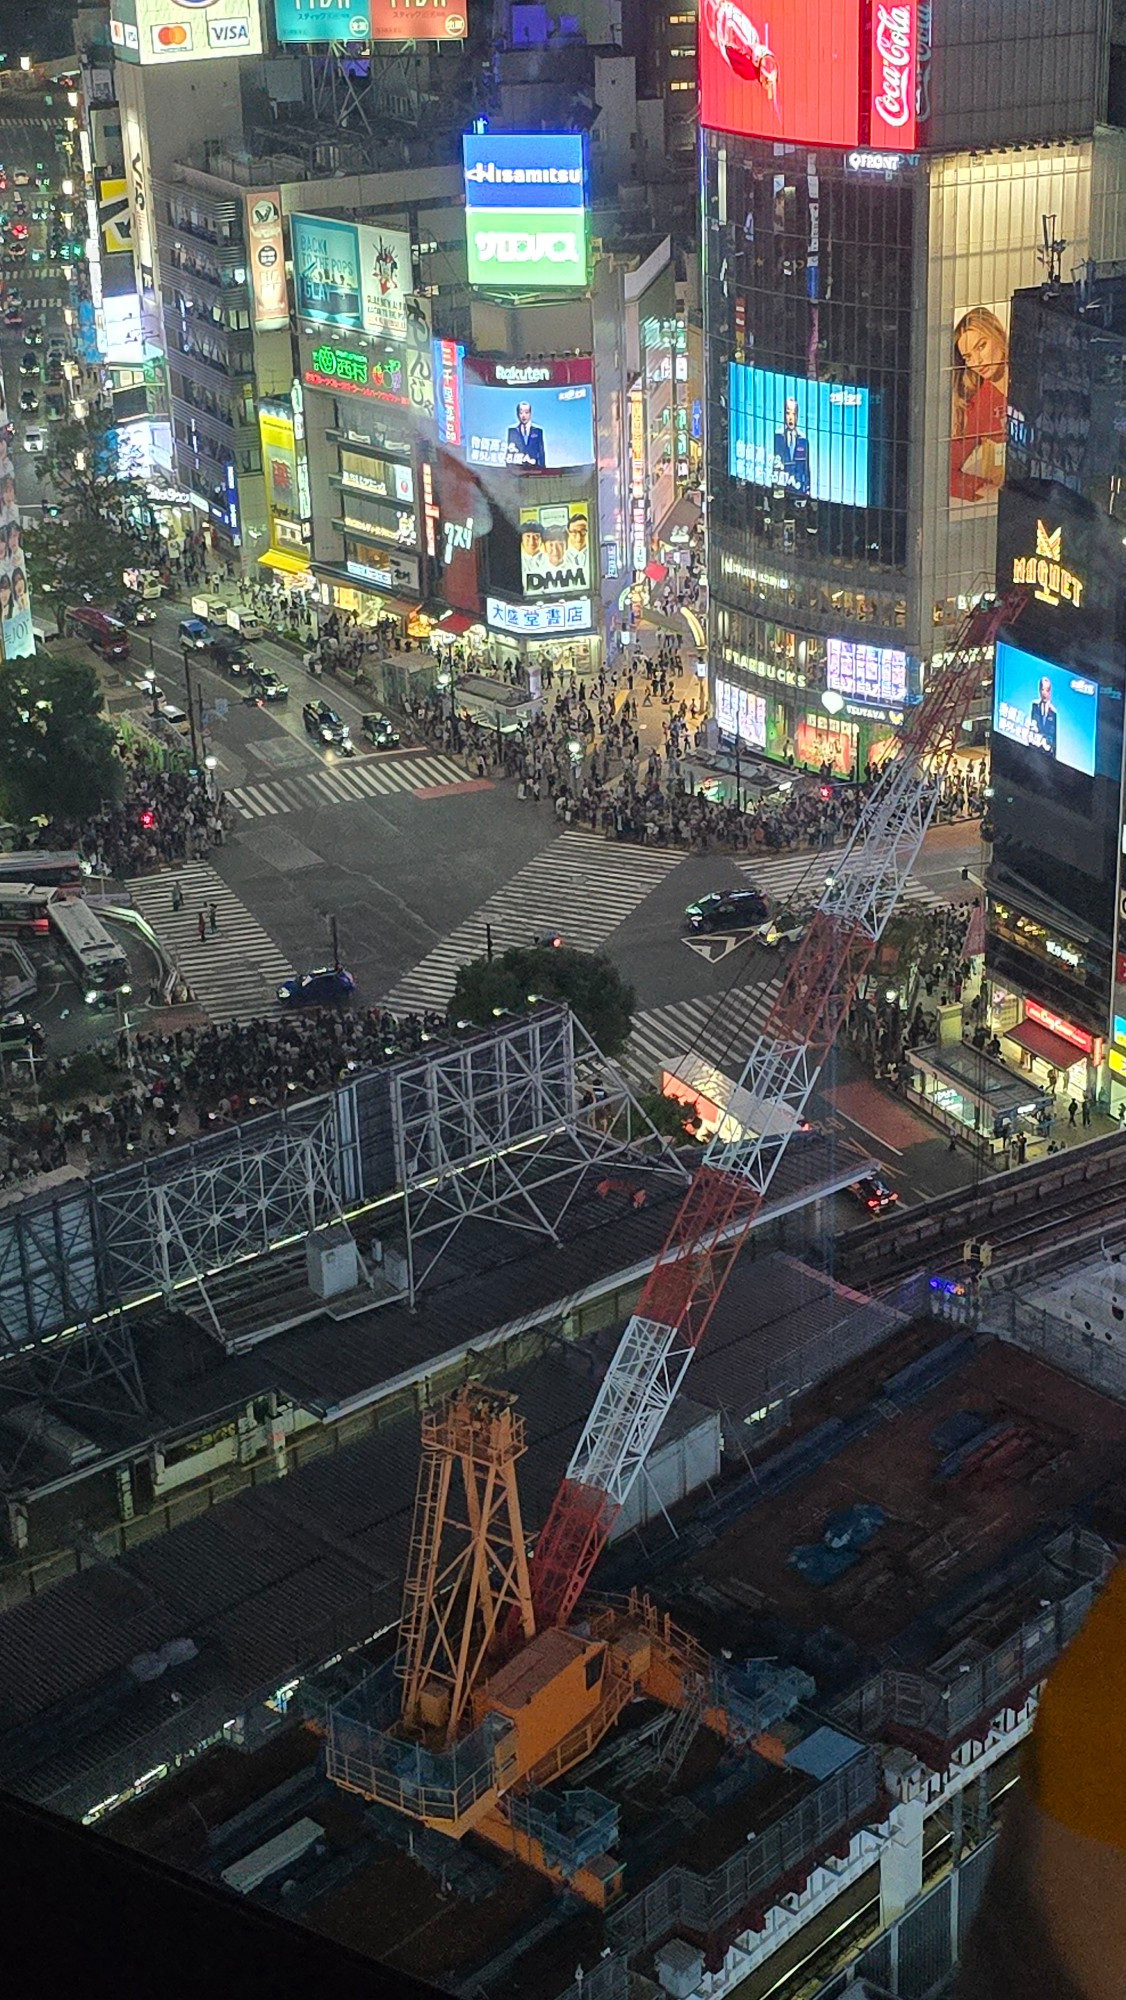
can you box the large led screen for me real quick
[993,639,1099,777]
[275,0,467,39]
[462,358,594,472]
[519,502,591,596]
[728,362,875,507]
[699,0,861,148]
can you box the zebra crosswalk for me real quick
[127,861,292,1026]
[381,830,686,1013]
[734,849,950,913]
[226,751,474,820]
[622,983,784,1089]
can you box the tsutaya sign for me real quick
[1012,519,1085,610]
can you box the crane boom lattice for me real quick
[529,592,1024,1631]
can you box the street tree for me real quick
[450,945,636,1058]
[34,414,150,528]
[0,652,123,823]
[24,515,148,633]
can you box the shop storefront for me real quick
[999,997,1103,1100]
[485,594,601,685]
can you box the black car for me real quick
[302,699,353,752]
[684,888,770,934]
[115,596,156,627]
[207,635,252,673]
[18,387,38,414]
[246,668,289,703]
[18,349,37,375]
[361,711,401,749]
[847,1174,900,1214]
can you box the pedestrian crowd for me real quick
[13,753,224,878]
[0,1004,454,1185]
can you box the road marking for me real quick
[382,830,686,1013]
[226,751,471,819]
[126,861,291,1026]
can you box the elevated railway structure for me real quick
[835,1131,1126,1294]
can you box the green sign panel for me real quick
[464,206,588,292]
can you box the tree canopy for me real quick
[0,653,123,823]
[449,945,636,1057]
[24,516,147,633]
[35,414,150,528]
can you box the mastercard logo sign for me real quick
[156,22,189,42]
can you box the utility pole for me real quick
[181,647,201,769]
[485,922,494,963]
[330,913,340,970]
[733,728,742,813]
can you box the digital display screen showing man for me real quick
[461,368,595,472]
[993,639,1099,777]
[728,361,875,507]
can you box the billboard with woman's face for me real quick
[950,304,1010,507]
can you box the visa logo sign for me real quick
[209,17,251,44]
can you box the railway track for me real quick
[834,1132,1126,1291]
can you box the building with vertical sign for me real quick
[702,0,1126,779]
[985,271,1126,1111]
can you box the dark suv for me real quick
[207,635,253,673]
[683,888,770,934]
[302,699,353,753]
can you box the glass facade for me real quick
[704,129,1126,766]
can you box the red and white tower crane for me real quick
[527,592,1024,1632]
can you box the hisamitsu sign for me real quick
[463,132,589,293]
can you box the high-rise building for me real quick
[702,0,1126,780]
[984,268,1126,1111]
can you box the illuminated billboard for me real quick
[245,191,288,333]
[463,133,588,292]
[461,356,594,471]
[996,636,1104,776]
[699,0,860,148]
[0,393,33,660]
[519,502,591,596]
[699,0,918,152]
[826,637,907,705]
[715,678,766,749]
[98,177,131,256]
[993,639,1099,777]
[728,361,876,507]
[302,338,410,407]
[487,595,592,636]
[273,0,466,38]
[291,214,415,341]
[109,0,264,64]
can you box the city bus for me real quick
[0,851,86,893]
[47,896,129,999]
[0,882,58,934]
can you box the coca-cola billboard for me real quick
[868,1,919,151]
[699,0,861,148]
[699,0,922,152]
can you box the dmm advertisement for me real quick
[519,502,591,597]
[993,638,1099,777]
[274,0,466,38]
[110,0,264,64]
[461,356,595,472]
[728,360,876,507]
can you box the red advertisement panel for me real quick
[868,2,918,150]
[698,0,861,148]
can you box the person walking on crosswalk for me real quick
[197,911,206,944]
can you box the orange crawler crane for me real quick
[329,1383,744,1904]
[324,592,1027,1901]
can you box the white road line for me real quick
[127,861,291,1025]
[227,751,470,819]
[382,831,686,1012]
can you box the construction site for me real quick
[2,590,1125,2000]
